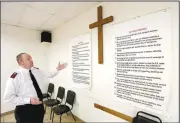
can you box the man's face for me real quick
[20,54,34,69]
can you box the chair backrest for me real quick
[65,90,76,107]
[57,86,65,101]
[132,111,162,123]
[47,83,54,94]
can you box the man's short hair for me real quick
[16,53,26,64]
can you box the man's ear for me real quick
[19,59,23,65]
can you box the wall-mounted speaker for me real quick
[41,31,51,43]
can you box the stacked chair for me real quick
[52,90,76,123]
[43,83,76,123]
[44,86,65,120]
[132,111,162,123]
[42,83,54,100]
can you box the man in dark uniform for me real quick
[4,53,68,123]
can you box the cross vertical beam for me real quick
[98,6,103,64]
[89,6,113,64]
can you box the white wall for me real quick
[1,24,50,113]
[47,2,179,122]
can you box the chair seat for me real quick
[44,99,60,106]
[43,93,50,98]
[53,105,70,115]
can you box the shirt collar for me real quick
[19,66,31,73]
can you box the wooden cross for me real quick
[89,6,113,64]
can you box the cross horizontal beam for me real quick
[89,16,113,29]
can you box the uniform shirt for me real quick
[4,66,59,106]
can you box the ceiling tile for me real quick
[1,20,17,26]
[37,2,98,31]
[20,6,51,28]
[1,23,7,35]
[54,2,98,19]
[1,2,27,25]
[40,15,67,29]
[38,24,56,31]
[1,2,99,31]
[18,2,33,7]
[30,2,63,15]
[18,23,39,30]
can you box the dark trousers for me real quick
[14,104,45,123]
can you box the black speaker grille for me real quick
[41,31,51,43]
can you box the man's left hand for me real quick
[56,62,68,71]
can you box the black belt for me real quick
[16,103,43,108]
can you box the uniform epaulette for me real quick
[34,67,39,69]
[10,72,18,79]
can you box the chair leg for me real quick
[52,112,54,123]
[50,107,52,120]
[59,115,62,123]
[70,111,76,121]
[45,105,46,114]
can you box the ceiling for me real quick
[1,2,99,31]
